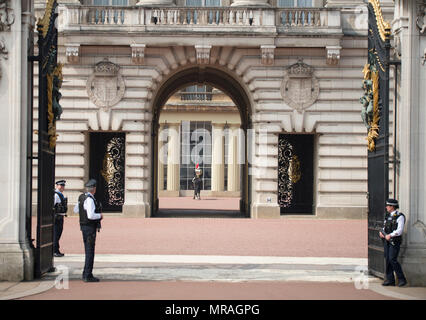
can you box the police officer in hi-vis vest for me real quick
[74,179,103,282]
[53,180,68,257]
[379,198,407,287]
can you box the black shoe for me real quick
[83,276,100,283]
[54,252,64,257]
[382,280,395,286]
[398,280,407,287]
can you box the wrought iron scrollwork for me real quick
[278,137,302,208]
[101,137,125,206]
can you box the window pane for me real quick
[278,0,294,7]
[297,0,312,7]
[186,0,202,6]
[93,0,109,5]
[205,0,221,7]
[112,0,128,5]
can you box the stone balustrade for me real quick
[48,5,341,31]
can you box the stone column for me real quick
[250,123,280,219]
[227,124,240,192]
[211,123,225,193]
[392,0,426,286]
[0,0,35,281]
[158,123,165,192]
[166,122,180,196]
[231,0,270,7]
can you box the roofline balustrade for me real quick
[48,5,341,35]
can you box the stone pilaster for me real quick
[227,124,240,192]
[250,124,280,219]
[0,0,35,281]
[158,123,165,192]
[211,123,225,193]
[166,122,180,196]
[392,0,426,286]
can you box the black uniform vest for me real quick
[54,191,68,214]
[78,193,100,227]
[384,211,405,243]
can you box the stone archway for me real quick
[149,66,253,217]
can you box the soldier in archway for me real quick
[192,163,202,200]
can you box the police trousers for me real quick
[53,215,64,253]
[81,224,97,279]
[384,240,406,283]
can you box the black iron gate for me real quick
[33,0,63,278]
[362,0,391,278]
[278,134,314,214]
[89,132,126,212]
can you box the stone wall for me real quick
[30,2,396,219]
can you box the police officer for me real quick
[379,198,407,287]
[53,180,68,257]
[74,179,103,282]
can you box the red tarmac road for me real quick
[23,198,380,300]
[39,216,367,257]
[21,280,393,300]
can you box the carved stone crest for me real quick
[0,0,14,31]
[86,59,125,110]
[281,59,319,113]
[416,1,426,34]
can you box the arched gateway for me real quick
[150,66,253,216]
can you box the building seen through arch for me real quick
[158,85,242,200]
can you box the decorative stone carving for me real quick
[65,44,80,64]
[281,59,320,113]
[131,44,145,65]
[0,0,14,31]
[326,46,342,65]
[393,35,402,59]
[0,38,6,59]
[261,45,275,66]
[195,45,211,64]
[86,59,125,110]
[416,1,426,34]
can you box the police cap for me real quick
[386,198,399,208]
[55,180,66,186]
[85,179,97,188]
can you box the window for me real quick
[181,85,213,101]
[185,0,221,6]
[91,0,128,5]
[277,0,313,6]
[185,0,221,24]
[278,0,314,25]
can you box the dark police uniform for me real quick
[381,198,407,287]
[53,180,67,257]
[75,179,102,282]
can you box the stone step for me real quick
[47,254,370,283]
